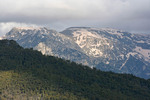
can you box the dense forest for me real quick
[0,40,150,100]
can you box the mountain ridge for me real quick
[2,27,150,79]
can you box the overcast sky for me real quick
[0,0,150,36]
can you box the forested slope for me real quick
[0,40,150,100]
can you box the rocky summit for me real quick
[2,27,150,79]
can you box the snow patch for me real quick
[119,57,128,70]
[15,27,40,30]
[35,42,53,56]
[136,40,145,43]
[134,46,150,59]
[21,32,27,36]
[72,30,112,57]
[127,52,137,57]
[106,61,109,64]
[89,48,103,57]
[72,30,103,48]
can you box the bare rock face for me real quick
[3,27,150,79]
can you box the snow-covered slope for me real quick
[61,27,150,79]
[2,27,150,79]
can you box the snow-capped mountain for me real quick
[3,27,91,65]
[2,27,150,79]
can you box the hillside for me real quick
[0,40,150,100]
[2,27,150,79]
[61,27,150,79]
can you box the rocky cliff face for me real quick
[3,27,150,79]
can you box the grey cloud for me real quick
[0,0,150,34]
[0,22,40,36]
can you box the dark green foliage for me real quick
[0,40,150,100]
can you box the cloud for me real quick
[0,22,39,36]
[0,0,150,34]
[0,0,128,22]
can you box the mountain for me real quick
[2,27,150,79]
[61,27,150,79]
[3,27,91,65]
[0,39,150,100]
